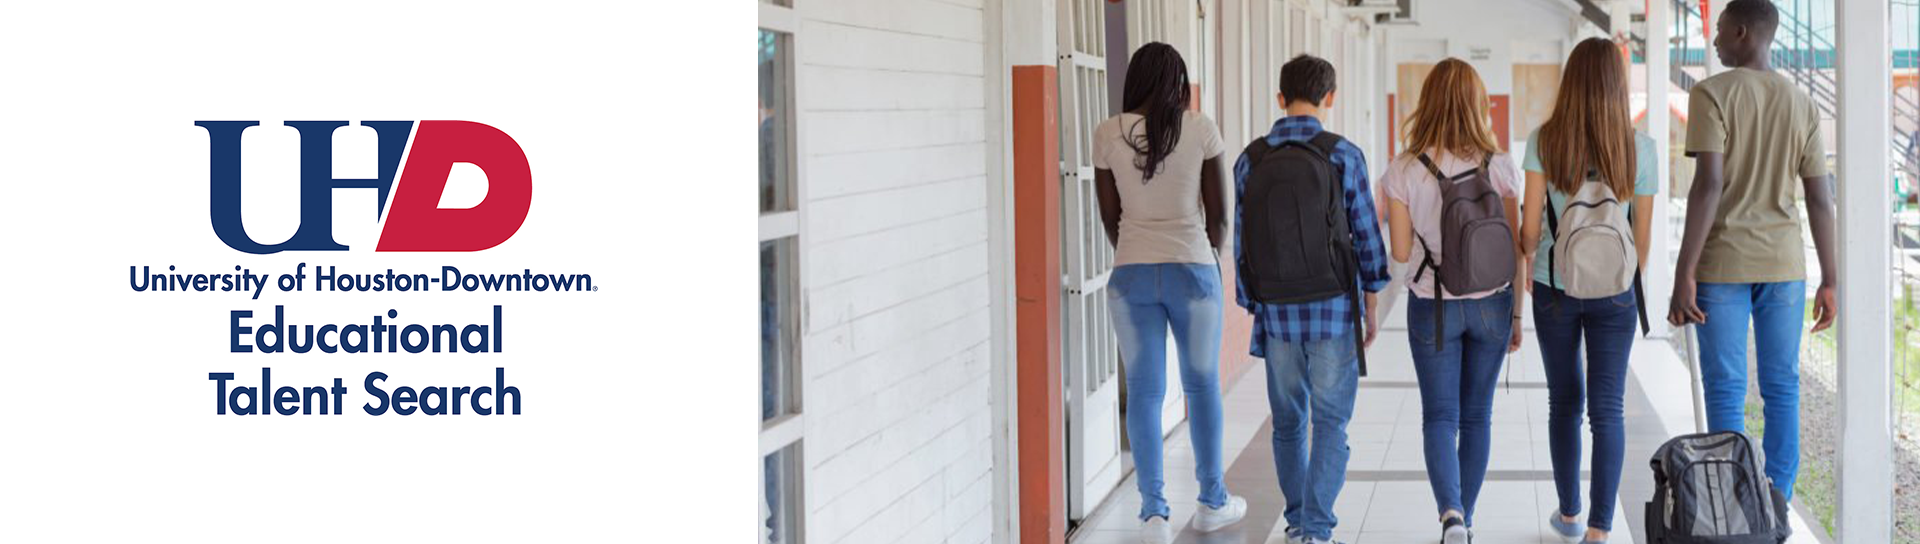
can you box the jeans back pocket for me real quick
[1177,264,1221,301]
[1108,265,1151,303]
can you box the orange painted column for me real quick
[1488,94,1512,151]
[1012,64,1066,544]
[1217,244,1256,384]
[1185,81,1254,384]
[1207,82,1256,384]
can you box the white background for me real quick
[0,2,751,541]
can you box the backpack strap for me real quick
[1634,269,1651,336]
[1418,152,1486,185]
[1242,137,1275,167]
[1544,189,1560,290]
[1411,234,1436,285]
[1308,131,1343,157]
[1349,273,1369,377]
[1433,270,1446,353]
[1416,153,1448,182]
[1314,131,1369,376]
[1412,233,1446,352]
[1626,199,1650,336]
[1306,131,1367,375]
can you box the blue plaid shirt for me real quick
[1233,116,1390,357]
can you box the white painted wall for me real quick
[796,0,996,542]
[1387,0,1582,94]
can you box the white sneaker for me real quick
[1192,495,1248,532]
[1141,516,1172,544]
[1442,521,1471,544]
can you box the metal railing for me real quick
[1584,0,1920,178]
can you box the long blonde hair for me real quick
[1537,38,1636,199]
[1402,58,1502,161]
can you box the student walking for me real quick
[1234,54,1389,544]
[1668,0,1839,500]
[1383,57,1526,544]
[1519,37,1659,544]
[1091,42,1246,544]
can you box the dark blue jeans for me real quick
[1408,289,1512,526]
[1531,282,1637,532]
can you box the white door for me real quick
[1058,0,1124,522]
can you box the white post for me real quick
[1608,0,1630,42]
[1249,0,1273,132]
[1647,0,1673,340]
[1222,0,1248,143]
[1221,0,1236,145]
[1383,30,1394,161]
[1705,0,1730,75]
[1835,0,1895,541]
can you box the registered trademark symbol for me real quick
[592,286,599,292]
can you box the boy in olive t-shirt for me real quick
[1668,0,1839,500]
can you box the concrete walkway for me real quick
[1066,294,1825,544]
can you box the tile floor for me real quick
[1066,297,1647,544]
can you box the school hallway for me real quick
[756,0,1911,542]
[1063,290,1829,544]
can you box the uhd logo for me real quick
[197,120,531,254]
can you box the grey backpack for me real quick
[1646,431,1792,543]
[1411,153,1516,350]
[1546,173,1650,333]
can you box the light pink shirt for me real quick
[1381,150,1520,300]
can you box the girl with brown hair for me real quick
[1520,37,1659,544]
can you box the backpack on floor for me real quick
[1645,431,1792,544]
[1410,153,1516,351]
[1546,173,1650,334]
[1239,131,1367,375]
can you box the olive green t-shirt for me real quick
[1683,68,1829,283]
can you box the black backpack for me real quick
[1410,153,1517,351]
[1646,431,1792,544]
[1238,131,1367,375]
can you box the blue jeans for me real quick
[1407,290,1512,525]
[1531,283,1637,531]
[1263,333,1359,541]
[1109,263,1230,519]
[1695,281,1805,499]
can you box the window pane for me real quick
[1289,7,1305,56]
[1892,3,1920,538]
[761,237,797,422]
[760,30,792,214]
[761,444,803,544]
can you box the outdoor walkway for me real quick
[1066,293,1824,544]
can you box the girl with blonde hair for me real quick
[1381,57,1526,544]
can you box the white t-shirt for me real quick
[1381,149,1521,299]
[1092,110,1227,266]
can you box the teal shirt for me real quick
[1521,129,1659,289]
